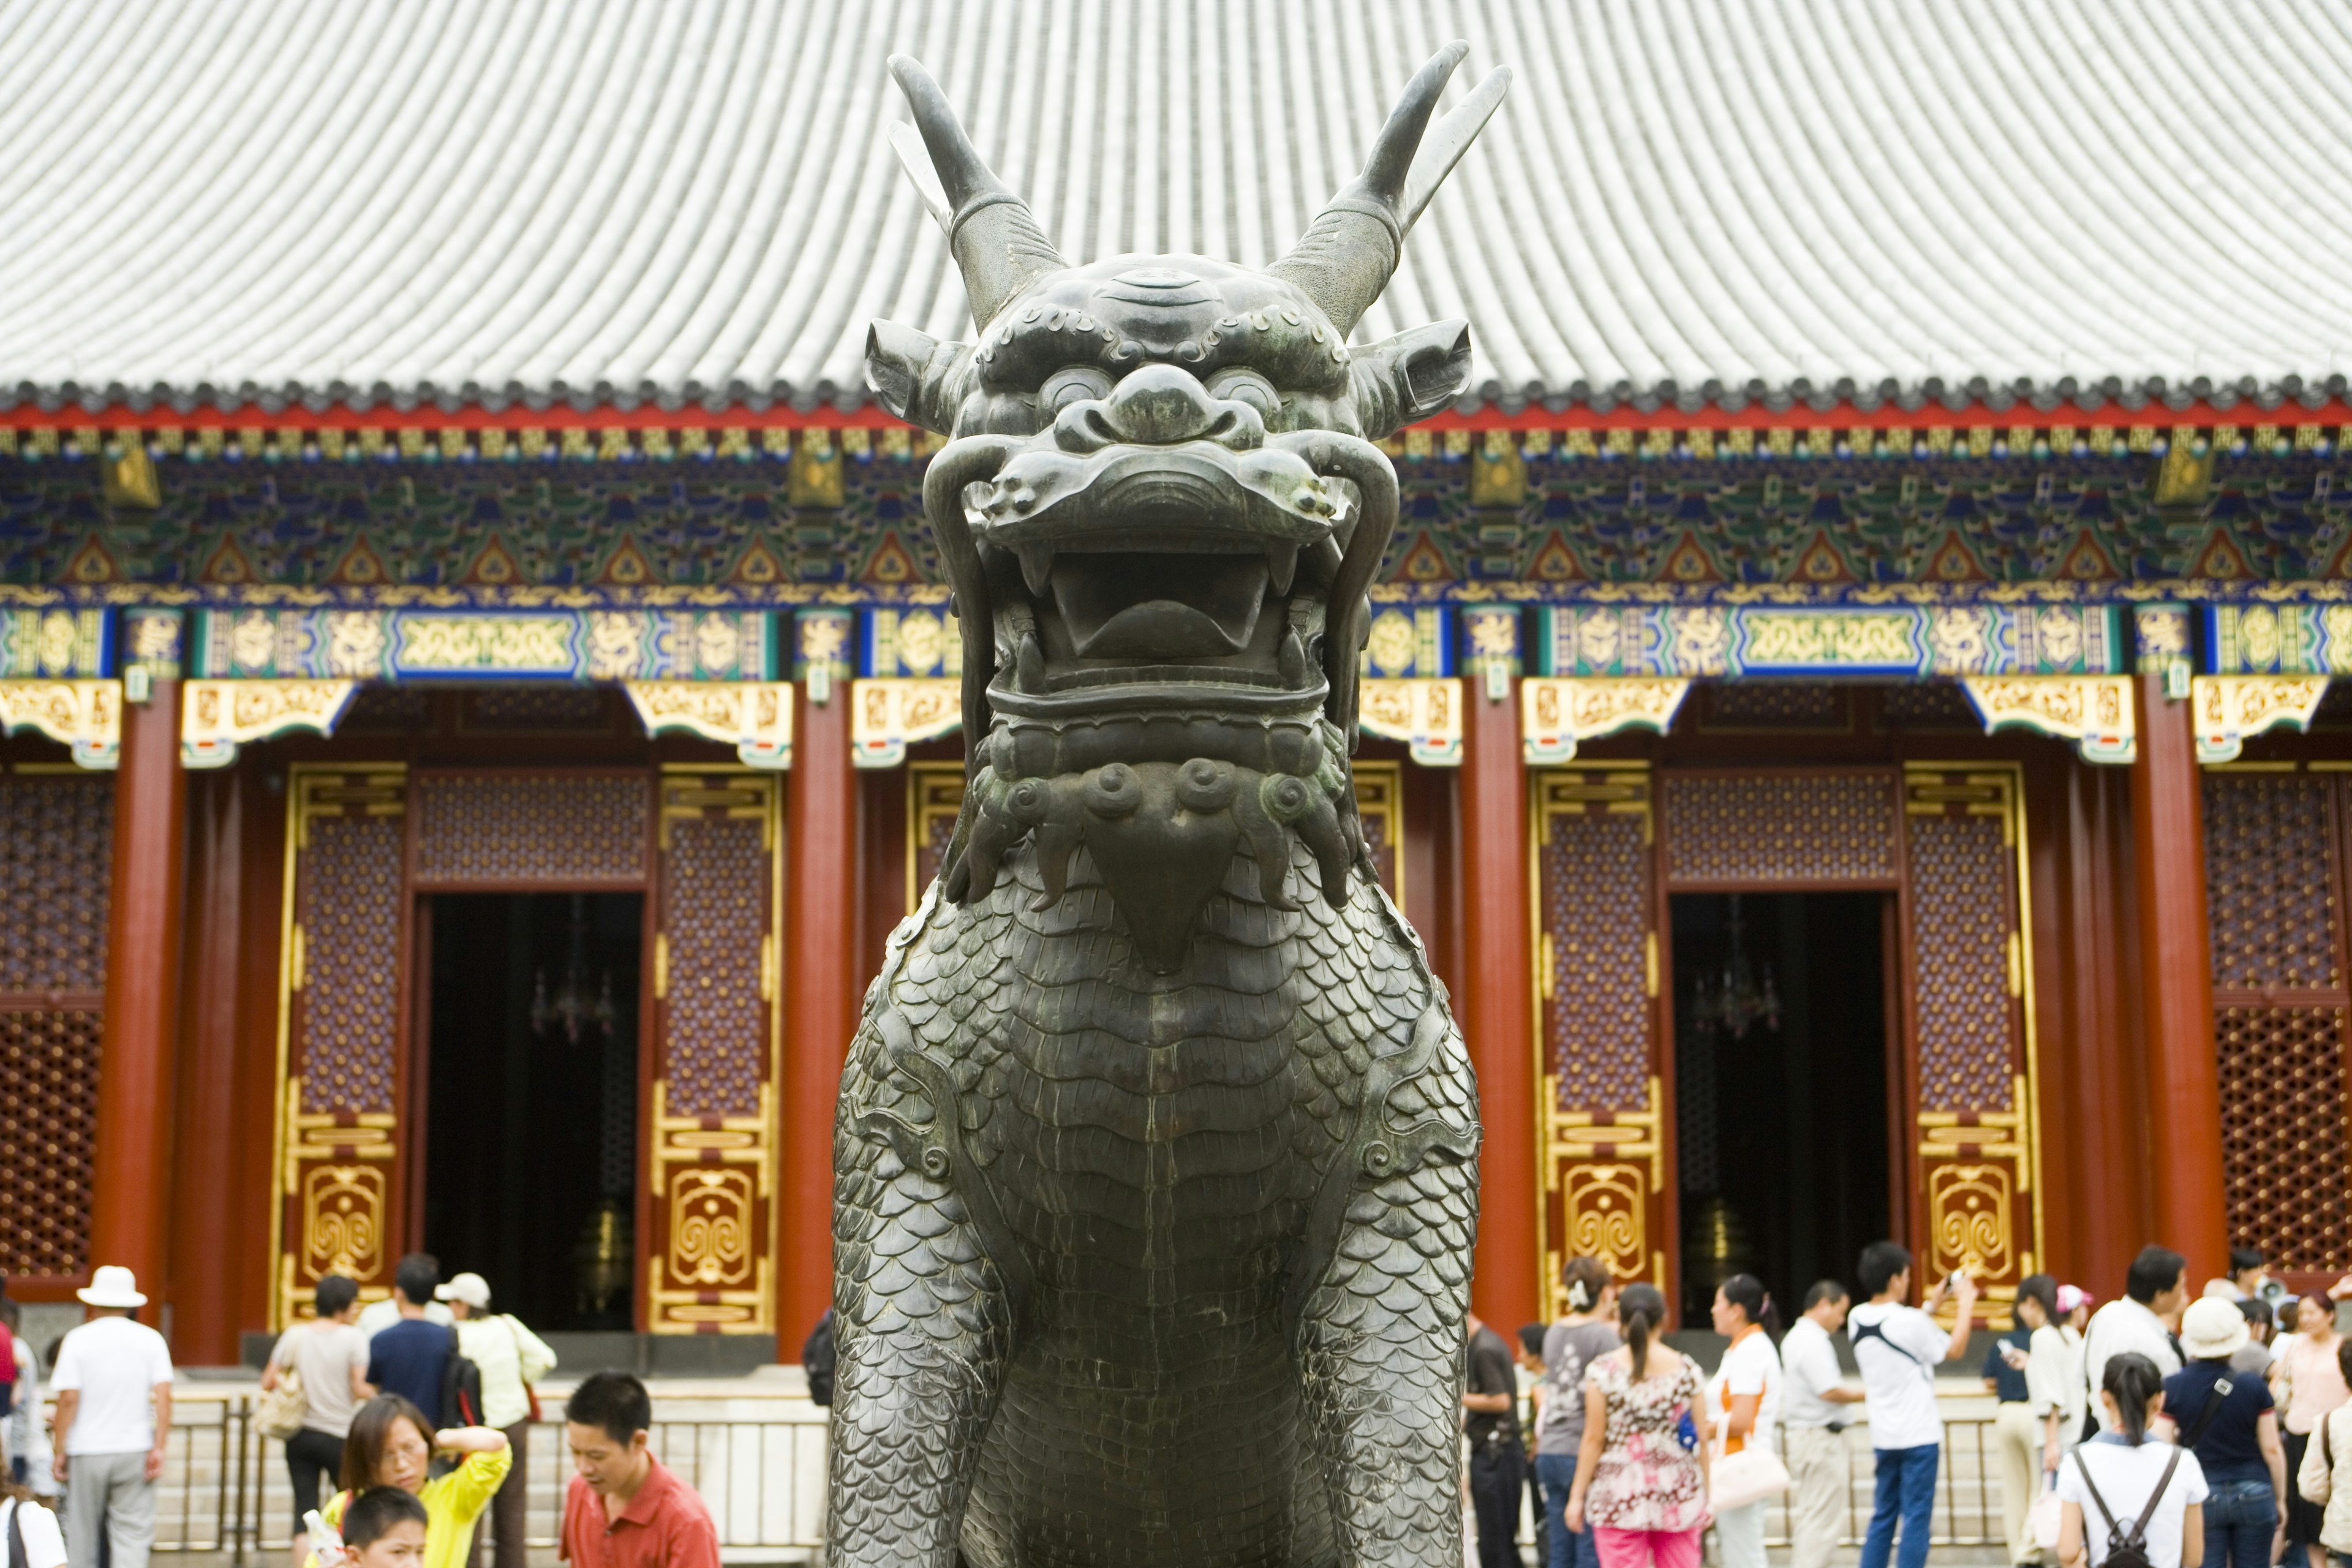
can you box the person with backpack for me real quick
[0,1475,66,1568]
[2292,1336,2352,1566]
[366,1259,453,1427]
[1848,1241,1980,1568]
[2058,1352,2207,1568]
[262,1275,374,1568]
[437,1275,551,1568]
[2160,1298,2286,1568]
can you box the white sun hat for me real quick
[435,1272,491,1309]
[77,1265,147,1309]
[2180,1295,2251,1360]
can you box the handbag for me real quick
[2030,1469,2064,1551]
[506,1317,541,1424]
[1710,1443,1792,1511]
[256,1363,307,1441]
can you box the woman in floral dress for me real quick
[1561,1283,1713,1568]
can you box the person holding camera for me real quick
[1849,1242,1980,1568]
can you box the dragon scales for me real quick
[832,43,1510,1568]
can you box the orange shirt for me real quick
[559,1458,719,1568]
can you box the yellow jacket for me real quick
[315,1447,512,1568]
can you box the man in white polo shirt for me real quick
[1848,1241,1979,1568]
[49,1267,174,1568]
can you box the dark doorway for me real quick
[421,893,643,1331]
[1671,893,1891,1324]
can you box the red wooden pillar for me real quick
[88,684,187,1305]
[1460,676,1537,1329]
[782,663,857,1356]
[2129,675,2227,1280]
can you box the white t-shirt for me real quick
[2084,1298,2182,1403]
[51,1316,174,1455]
[1781,1316,1848,1428]
[1849,1301,1950,1450]
[2059,1440,2209,1568]
[0,1498,69,1568]
[356,1298,452,1339]
[1707,1328,1784,1455]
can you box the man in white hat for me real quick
[49,1266,175,1568]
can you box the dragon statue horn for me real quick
[886,53,1066,328]
[1266,42,1510,335]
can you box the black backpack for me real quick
[439,1327,484,1428]
[2073,1446,2182,1568]
[802,1309,837,1408]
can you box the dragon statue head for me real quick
[869,45,1507,971]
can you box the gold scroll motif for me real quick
[850,677,962,769]
[1542,1072,1666,1313]
[646,1079,775,1332]
[624,680,794,769]
[1958,675,2137,765]
[2192,675,2331,765]
[1520,677,1692,766]
[181,679,358,769]
[0,679,121,769]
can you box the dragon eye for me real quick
[1041,366,1114,412]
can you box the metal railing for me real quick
[35,1389,829,1565]
[45,1390,2015,1563]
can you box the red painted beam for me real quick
[5,397,2343,434]
[780,684,858,1359]
[88,687,188,1314]
[2128,677,2228,1283]
[1459,680,1538,1330]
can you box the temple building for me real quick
[5,0,2351,1363]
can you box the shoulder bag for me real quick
[256,1360,308,1441]
[2073,1446,2182,1568]
[1709,1368,1791,1511]
[8,1499,29,1568]
[504,1317,541,1425]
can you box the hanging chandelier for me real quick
[531,895,618,1046]
[1688,894,1781,1041]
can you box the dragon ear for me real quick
[1349,320,1474,439]
[866,321,975,435]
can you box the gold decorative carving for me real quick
[1541,1076,1665,1316]
[851,677,962,769]
[1560,1164,1647,1283]
[1520,677,1691,765]
[624,681,794,769]
[1926,1161,2017,1283]
[396,614,572,672]
[1357,677,1463,766]
[0,680,121,769]
[646,1078,774,1333]
[1959,675,2136,764]
[181,679,358,768]
[276,1079,399,1327]
[2192,675,2331,765]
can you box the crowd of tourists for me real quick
[0,1255,716,1568]
[1471,1242,2352,1568]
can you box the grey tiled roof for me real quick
[3,0,2349,418]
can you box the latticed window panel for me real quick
[1701,682,1850,729]
[0,775,112,992]
[2217,1005,2351,1272]
[1907,813,2018,1113]
[412,774,650,884]
[1662,772,1898,884]
[2204,774,2341,992]
[663,816,769,1120]
[299,816,405,1115]
[1543,812,1651,1113]
[1878,682,1978,728]
[0,1009,100,1277]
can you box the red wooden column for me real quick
[1458,633,1538,1329]
[88,683,188,1301]
[2128,675,2227,1279]
[782,620,858,1356]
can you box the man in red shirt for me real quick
[558,1373,718,1568]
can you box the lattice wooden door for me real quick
[276,766,412,1326]
[645,767,782,1334]
[1900,766,2042,1304]
[1533,766,1667,1317]
[0,769,111,1288]
[2204,771,2352,1273]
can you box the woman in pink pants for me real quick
[1562,1283,1713,1568]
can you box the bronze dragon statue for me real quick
[831,42,1510,1568]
